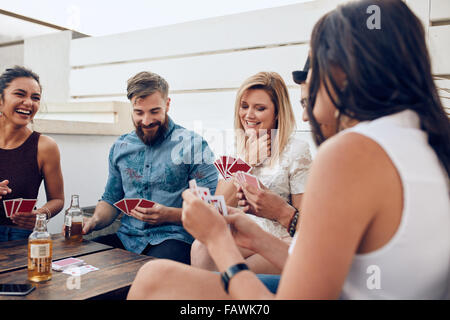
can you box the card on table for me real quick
[63,264,99,276]
[52,257,85,271]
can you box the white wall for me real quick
[0,44,24,72]
[37,134,118,233]
[24,31,72,103]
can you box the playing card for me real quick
[220,156,228,173]
[138,199,155,209]
[196,187,211,202]
[209,195,228,216]
[52,257,85,271]
[226,156,236,172]
[12,199,22,216]
[189,179,198,190]
[3,199,14,218]
[228,158,252,174]
[235,171,246,185]
[189,179,200,198]
[113,199,128,215]
[63,264,99,276]
[16,199,37,214]
[214,159,227,179]
[241,172,260,189]
[125,198,141,213]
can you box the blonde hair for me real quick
[234,72,296,166]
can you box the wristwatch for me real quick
[220,263,249,294]
[288,209,300,237]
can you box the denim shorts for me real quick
[256,274,280,294]
[0,225,32,242]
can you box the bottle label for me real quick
[65,216,72,227]
[72,215,83,223]
[30,244,50,258]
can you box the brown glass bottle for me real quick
[64,195,84,242]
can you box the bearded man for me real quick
[84,71,218,264]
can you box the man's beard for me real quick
[135,115,169,146]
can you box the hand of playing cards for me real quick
[214,156,252,180]
[2,198,37,219]
[113,198,155,216]
[189,179,228,216]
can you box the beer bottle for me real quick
[64,195,84,242]
[28,213,52,282]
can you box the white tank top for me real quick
[290,110,450,299]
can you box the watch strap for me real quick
[221,263,249,294]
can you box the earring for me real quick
[342,80,348,91]
[334,110,340,119]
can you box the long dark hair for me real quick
[307,0,450,177]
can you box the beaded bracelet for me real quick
[287,209,300,237]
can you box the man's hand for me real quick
[130,203,175,225]
[82,216,97,235]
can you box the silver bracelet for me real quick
[41,207,51,220]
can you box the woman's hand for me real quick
[245,131,271,166]
[224,208,265,252]
[237,182,292,224]
[0,180,11,200]
[181,190,229,245]
[11,210,38,230]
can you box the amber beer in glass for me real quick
[28,213,52,282]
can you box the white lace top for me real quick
[245,133,312,239]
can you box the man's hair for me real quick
[126,71,169,101]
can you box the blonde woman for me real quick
[191,71,312,274]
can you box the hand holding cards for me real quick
[113,198,156,216]
[2,198,37,219]
[189,179,228,216]
[234,172,261,190]
[214,156,252,180]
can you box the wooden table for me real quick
[0,234,154,300]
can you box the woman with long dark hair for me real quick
[0,66,64,241]
[128,0,449,299]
